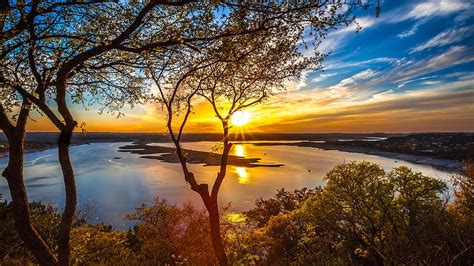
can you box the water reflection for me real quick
[234,144,245,157]
[234,167,250,184]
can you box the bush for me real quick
[245,187,319,227]
[233,162,473,265]
[124,198,216,264]
[0,200,62,262]
[70,224,133,264]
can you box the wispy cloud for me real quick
[398,75,438,88]
[409,26,473,53]
[325,57,397,70]
[312,73,338,83]
[253,84,474,133]
[373,46,474,85]
[317,16,377,54]
[390,0,470,39]
[393,0,470,22]
[338,69,377,87]
[397,19,427,38]
[421,80,441,86]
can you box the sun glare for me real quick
[235,145,245,157]
[235,167,250,184]
[231,111,251,127]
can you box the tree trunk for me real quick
[204,198,228,266]
[57,126,77,266]
[2,137,58,265]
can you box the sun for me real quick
[230,110,251,127]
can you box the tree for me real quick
[145,2,367,263]
[454,162,474,216]
[233,162,461,264]
[125,198,215,264]
[245,187,319,227]
[0,1,163,264]
[294,162,449,264]
[1,1,371,264]
[1,1,212,264]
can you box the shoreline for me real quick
[119,143,283,168]
[249,141,464,173]
[1,140,464,173]
[0,143,85,159]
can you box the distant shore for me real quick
[249,141,464,173]
[0,143,58,159]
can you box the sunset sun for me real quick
[231,110,251,127]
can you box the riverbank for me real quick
[0,143,58,159]
[249,141,464,173]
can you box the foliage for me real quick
[0,200,85,263]
[70,224,133,265]
[5,163,473,265]
[124,198,216,264]
[230,162,474,265]
[0,201,59,261]
[245,187,319,227]
[453,161,474,216]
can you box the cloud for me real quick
[410,27,473,53]
[443,71,474,81]
[325,57,397,70]
[338,69,377,87]
[421,80,441,86]
[373,46,474,85]
[317,16,377,54]
[318,0,470,57]
[284,70,311,91]
[297,71,310,90]
[397,75,438,88]
[317,0,470,58]
[391,0,470,39]
[299,69,379,105]
[312,73,338,83]
[254,83,474,133]
[397,19,427,38]
[404,0,470,20]
[386,0,470,24]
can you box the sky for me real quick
[28,0,474,133]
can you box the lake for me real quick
[0,141,456,229]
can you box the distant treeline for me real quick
[0,132,400,143]
[330,132,474,161]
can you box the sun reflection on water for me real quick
[235,167,250,184]
[235,144,245,157]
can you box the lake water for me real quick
[0,141,456,228]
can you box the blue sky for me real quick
[305,0,474,94]
[246,0,474,133]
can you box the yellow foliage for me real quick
[70,225,132,264]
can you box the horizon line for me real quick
[16,131,474,134]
